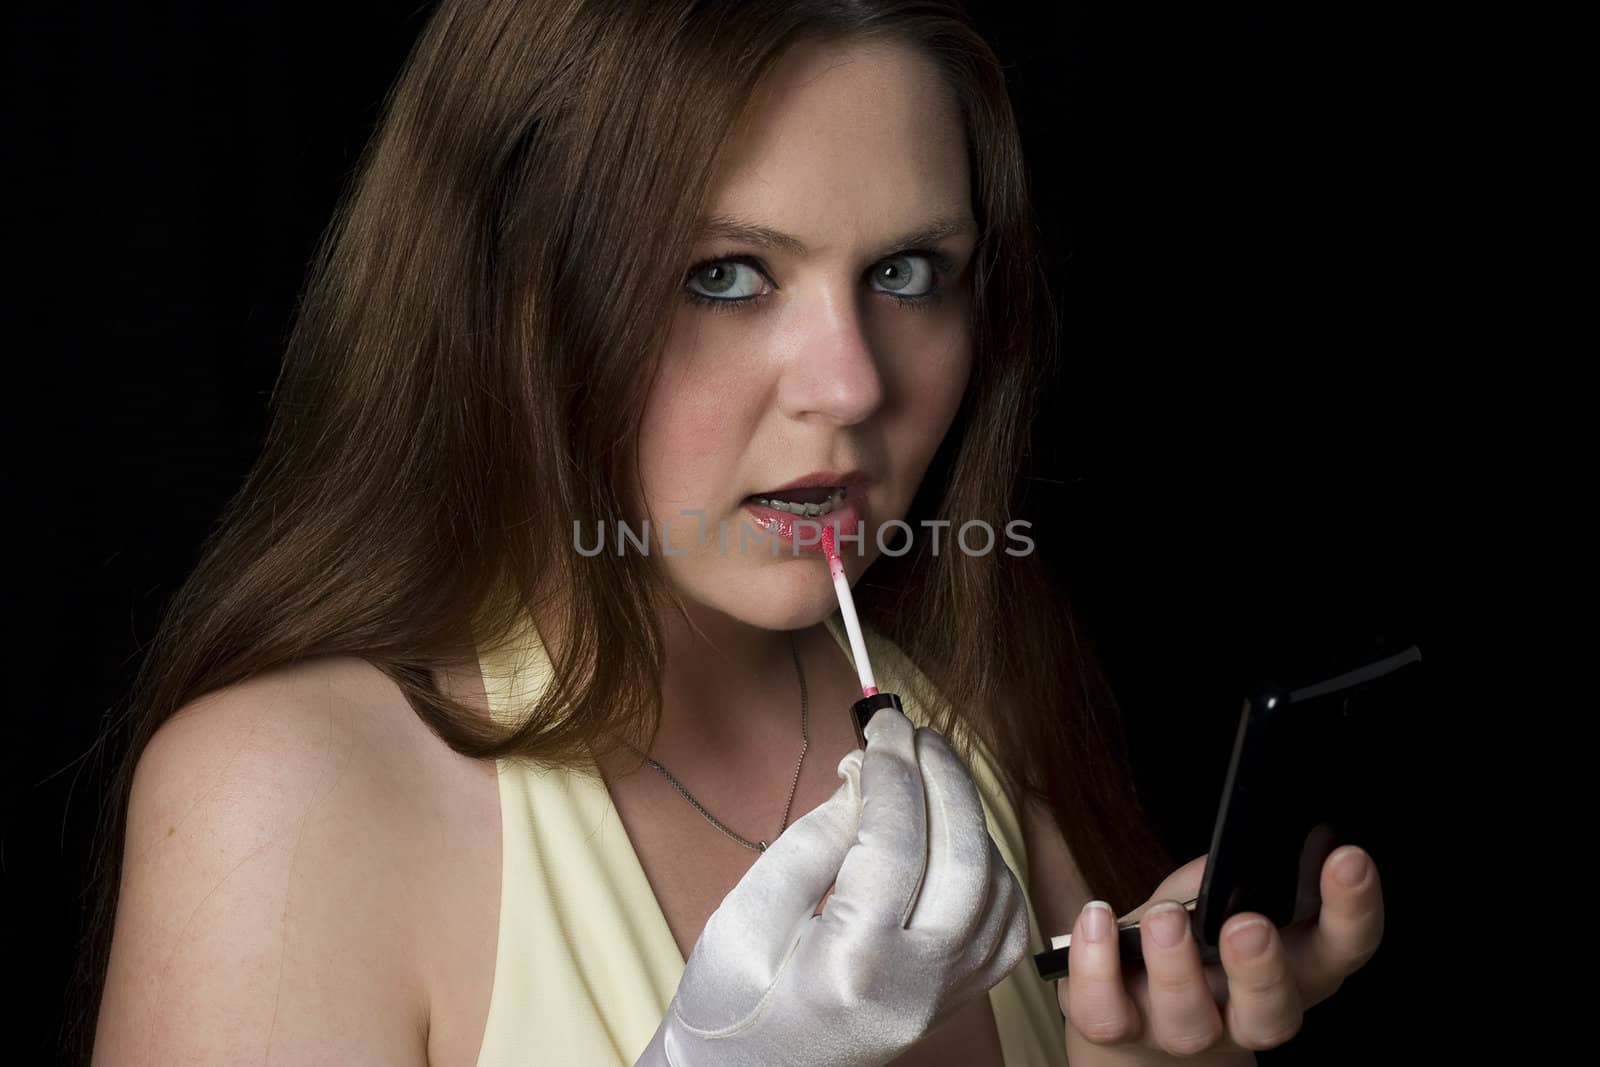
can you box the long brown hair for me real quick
[68,0,1171,1059]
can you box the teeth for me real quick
[752,488,847,516]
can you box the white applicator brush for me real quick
[822,526,904,747]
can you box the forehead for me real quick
[705,39,971,243]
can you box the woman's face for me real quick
[635,38,976,632]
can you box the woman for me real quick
[76,1,1386,1064]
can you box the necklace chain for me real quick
[632,632,809,853]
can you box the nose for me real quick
[775,287,887,426]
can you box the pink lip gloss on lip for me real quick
[741,499,863,548]
[740,473,866,549]
[822,526,903,747]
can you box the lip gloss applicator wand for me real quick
[822,526,905,747]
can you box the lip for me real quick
[745,469,868,497]
[741,497,867,554]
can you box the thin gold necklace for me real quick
[628,631,809,853]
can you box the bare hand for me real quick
[1058,847,1384,1056]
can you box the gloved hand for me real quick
[634,707,1030,1067]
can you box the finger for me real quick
[708,750,863,954]
[810,753,866,916]
[1120,854,1207,926]
[1218,914,1306,1051]
[1288,845,1385,1003]
[1139,901,1225,1057]
[674,757,864,1037]
[831,707,929,929]
[1061,901,1139,1046]
[903,726,992,936]
[958,836,1030,993]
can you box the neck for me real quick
[652,602,811,759]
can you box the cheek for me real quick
[636,383,723,510]
[898,326,973,448]
[636,317,766,509]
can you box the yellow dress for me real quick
[472,610,1069,1067]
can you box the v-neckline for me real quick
[578,613,863,972]
[475,611,1044,1065]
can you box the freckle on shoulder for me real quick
[102,655,434,1064]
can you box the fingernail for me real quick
[1228,918,1271,960]
[1081,900,1114,944]
[1146,902,1188,948]
[1333,847,1370,888]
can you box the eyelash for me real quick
[680,250,955,315]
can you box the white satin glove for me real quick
[634,707,1030,1067]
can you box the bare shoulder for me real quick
[94,655,457,1066]
[1021,792,1096,939]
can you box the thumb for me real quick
[1121,853,1207,924]
[691,751,864,970]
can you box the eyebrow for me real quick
[693,213,978,260]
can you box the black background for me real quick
[6,2,1440,1063]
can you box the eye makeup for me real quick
[680,248,955,313]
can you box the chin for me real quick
[726,604,835,632]
[673,558,843,632]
